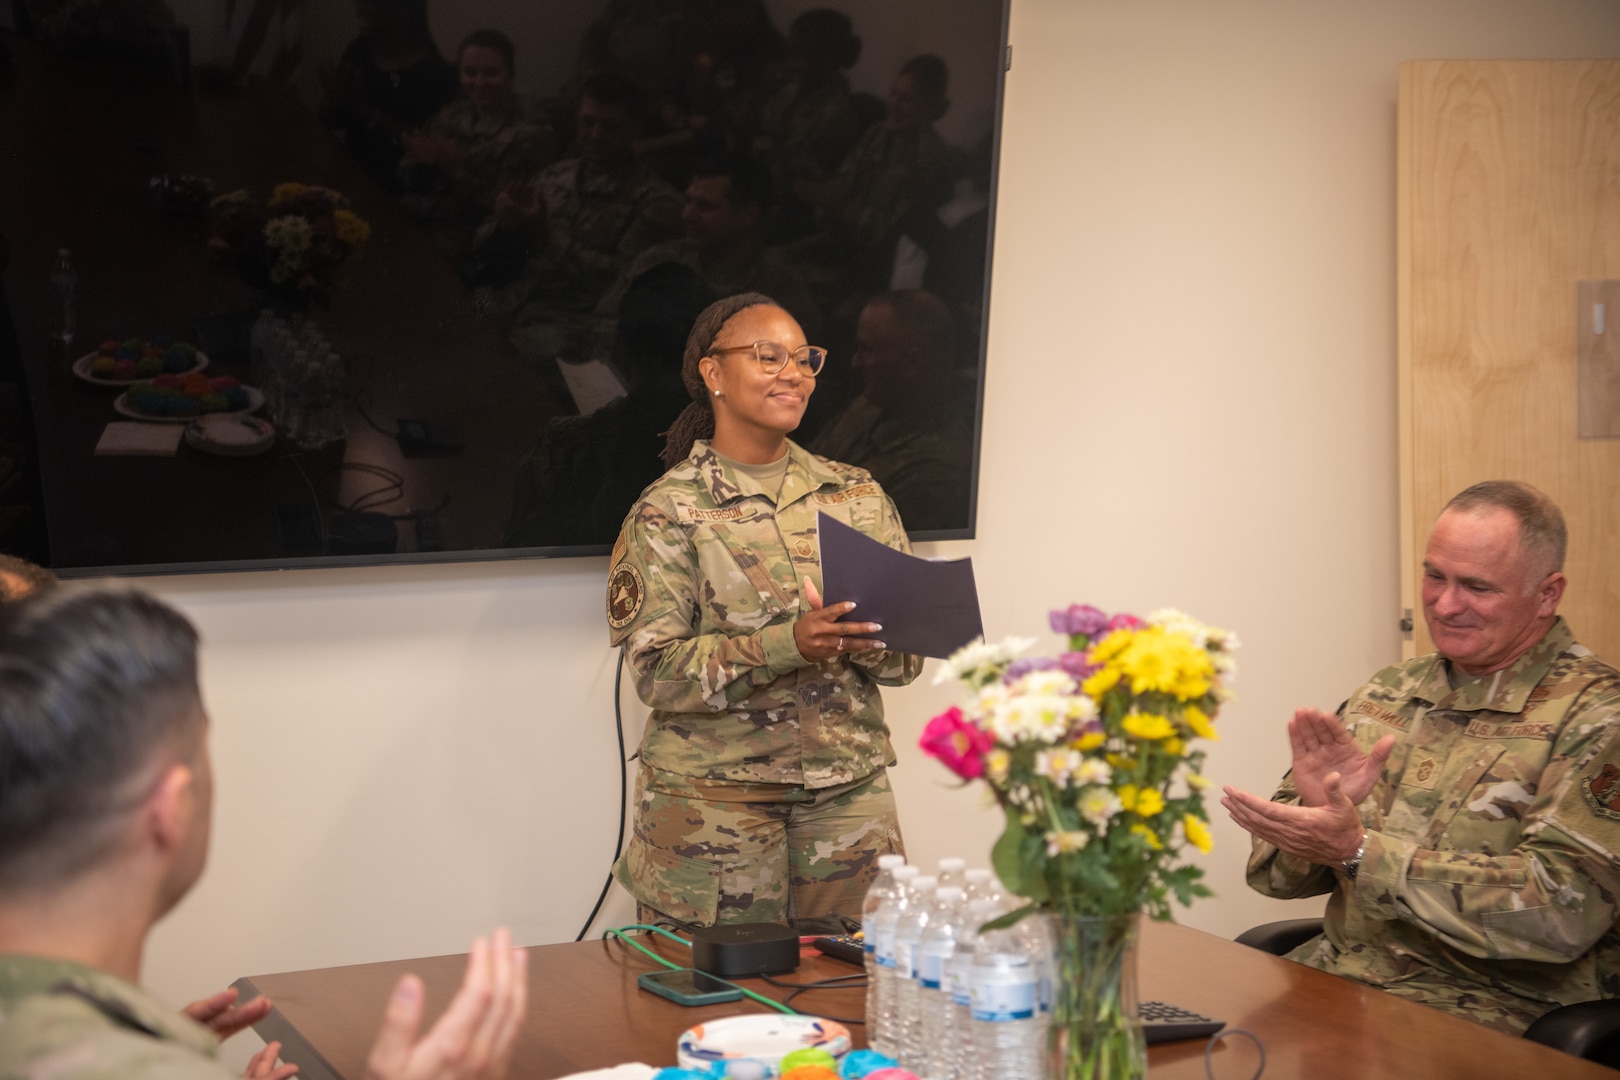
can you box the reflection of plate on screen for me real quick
[184,415,276,456]
[114,386,264,423]
[72,350,209,387]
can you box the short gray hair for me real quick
[1444,480,1567,578]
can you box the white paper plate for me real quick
[184,414,276,456]
[72,349,208,387]
[114,386,264,424]
[676,1014,850,1076]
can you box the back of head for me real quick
[788,9,861,71]
[0,554,56,605]
[900,54,950,116]
[870,289,956,362]
[0,586,201,893]
[691,151,773,211]
[580,71,645,122]
[1444,480,1567,579]
[615,262,716,384]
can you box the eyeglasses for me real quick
[710,340,827,377]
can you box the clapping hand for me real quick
[363,927,528,1080]
[1286,707,1393,808]
[183,988,296,1080]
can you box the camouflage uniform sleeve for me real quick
[1350,680,1620,963]
[1244,767,1338,899]
[847,489,924,688]
[608,502,809,713]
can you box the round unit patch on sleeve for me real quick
[607,562,646,629]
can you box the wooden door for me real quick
[1398,60,1620,661]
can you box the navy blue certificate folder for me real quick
[816,512,984,659]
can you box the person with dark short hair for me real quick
[399,28,557,259]
[474,72,682,372]
[1226,481,1620,1034]
[596,152,820,339]
[0,586,528,1080]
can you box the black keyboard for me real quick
[1142,1000,1225,1044]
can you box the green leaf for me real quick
[991,808,1050,904]
[980,901,1041,931]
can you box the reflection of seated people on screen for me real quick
[23,0,172,39]
[399,29,557,262]
[319,0,458,196]
[811,290,971,533]
[790,54,959,313]
[475,73,682,370]
[505,262,713,548]
[750,8,870,243]
[598,153,819,342]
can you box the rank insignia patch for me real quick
[608,563,645,629]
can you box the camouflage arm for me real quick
[1244,770,1337,899]
[1351,691,1620,964]
[613,505,809,713]
[847,490,924,687]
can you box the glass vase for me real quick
[1046,911,1147,1080]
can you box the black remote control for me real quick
[812,934,866,966]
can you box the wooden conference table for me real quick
[234,921,1611,1079]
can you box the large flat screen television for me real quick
[0,0,1008,575]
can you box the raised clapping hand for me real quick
[364,928,529,1080]
[1220,708,1394,868]
[794,578,886,663]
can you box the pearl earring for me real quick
[713,389,722,397]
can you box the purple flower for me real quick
[1050,604,1110,638]
[1058,650,1100,681]
[1107,612,1142,631]
[1005,656,1058,681]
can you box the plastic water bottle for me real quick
[963,868,1001,904]
[893,874,939,1069]
[950,898,998,1080]
[863,854,907,1050]
[937,857,966,891]
[49,249,76,346]
[870,864,920,1057]
[971,915,1049,1079]
[917,885,966,1080]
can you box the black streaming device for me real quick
[689,922,800,977]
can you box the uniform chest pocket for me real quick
[1444,742,1548,856]
[691,519,796,630]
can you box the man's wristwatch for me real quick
[1342,832,1368,880]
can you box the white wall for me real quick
[138,0,1620,1057]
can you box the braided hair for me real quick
[659,292,778,469]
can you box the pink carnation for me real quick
[1107,612,1142,631]
[919,706,993,779]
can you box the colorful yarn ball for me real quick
[171,341,197,357]
[136,356,163,377]
[861,1070,919,1080]
[780,1049,838,1073]
[209,376,240,391]
[837,1050,898,1079]
[165,396,200,417]
[112,359,138,379]
[98,340,119,355]
[197,392,229,412]
[153,374,184,390]
[115,347,137,361]
[129,393,166,413]
[90,355,115,373]
[648,1068,723,1080]
[121,338,143,351]
[780,1067,840,1080]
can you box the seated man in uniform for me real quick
[0,586,528,1079]
[1224,481,1620,1033]
[810,290,971,533]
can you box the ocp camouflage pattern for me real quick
[608,439,922,789]
[618,765,902,926]
[0,954,229,1080]
[1247,618,1620,1033]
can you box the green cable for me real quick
[604,924,798,1016]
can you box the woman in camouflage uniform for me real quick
[606,292,923,928]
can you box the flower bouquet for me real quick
[208,183,371,310]
[921,604,1238,1080]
